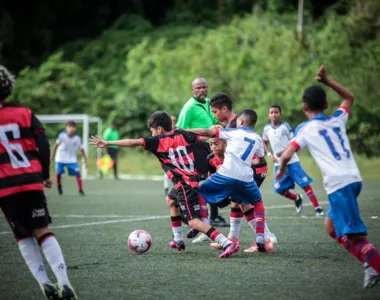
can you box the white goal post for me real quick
[37,114,102,179]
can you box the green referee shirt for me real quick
[103,128,120,149]
[176,97,218,129]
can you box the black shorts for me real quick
[254,173,266,188]
[0,191,51,239]
[171,184,200,221]
[107,148,118,161]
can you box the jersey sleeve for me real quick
[284,123,294,139]
[290,124,308,151]
[331,106,349,125]
[140,136,159,153]
[56,132,63,144]
[176,105,193,129]
[255,136,265,158]
[262,126,269,142]
[102,128,111,140]
[215,128,232,140]
[180,129,200,144]
[207,155,217,174]
[31,114,45,136]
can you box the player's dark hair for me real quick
[210,93,233,110]
[0,66,15,100]
[303,86,327,112]
[66,121,77,127]
[237,109,258,128]
[147,111,172,132]
[270,104,282,113]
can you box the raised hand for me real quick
[315,65,328,84]
[90,136,107,148]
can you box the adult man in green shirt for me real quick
[102,122,120,179]
[176,77,229,230]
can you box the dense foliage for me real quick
[5,0,380,156]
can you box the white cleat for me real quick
[295,194,303,214]
[364,263,380,288]
[192,233,210,244]
[315,207,325,217]
[268,233,278,245]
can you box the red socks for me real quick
[280,190,298,201]
[253,201,265,237]
[56,174,62,186]
[303,185,320,208]
[75,174,83,191]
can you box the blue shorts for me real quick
[274,162,312,194]
[327,182,367,237]
[56,162,80,176]
[198,173,262,205]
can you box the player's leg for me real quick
[274,165,303,214]
[326,182,380,288]
[163,173,171,196]
[55,162,64,195]
[108,148,118,180]
[288,162,324,216]
[191,194,211,244]
[166,188,185,251]
[68,163,84,196]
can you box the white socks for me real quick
[228,217,243,240]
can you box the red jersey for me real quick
[225,113,268,175]
[0,103,45,198]
[207,153,224,174]
[140,129,201,188]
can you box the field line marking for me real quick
[50,214,153,218]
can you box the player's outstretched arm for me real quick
[316,65,355,112]
[90,136,144,148]
[50,142,59,161]
[276,144,297,181]
[186,126,218,137]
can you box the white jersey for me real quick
[262,122,299,166]
[290,106,361,194]
[55,132,82,163]
[216,127,264,182]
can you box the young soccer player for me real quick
[189,109,270,252]
[163,116,177,195]
[263,105,324,216]
[0,65,77,299]
[209,93,277,251]
[50,121,87,196]
[277,65,380,288]
[90,111,240,258]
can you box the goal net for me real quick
[37,114,102,179]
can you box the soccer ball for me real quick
[128,230,152,254]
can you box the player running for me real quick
[0,66,77,299]
[50,121,87,196]
[277,65,380,288]
[263,104,324,216]
[90,111,240,258]
[189,109,271,252]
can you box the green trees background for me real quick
[2,0,380,156]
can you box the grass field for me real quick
[1,179,380,300]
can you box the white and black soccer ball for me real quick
[128,230,152,254]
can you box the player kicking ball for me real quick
[188,110,270,252]
[277,65,380,288]
[50,121,87,196]
[263,105,324,216]
[90,111,240,258]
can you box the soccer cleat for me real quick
[295,194,303,214]
[210,238,239,250]
[79,190,85,196]
[315,207,324,217]
[169,240,186,251]
[219,242,240,258]
[57,185,63,196]
[42,283,60,300]
[364,264,380,288]
[268,233,278,244]
[60,285,78,300]
[244,240,274,253]
[192,233,210,244]
[211,215,230,227]
[186,228,199,239]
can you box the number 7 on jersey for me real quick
[241,137,256,160]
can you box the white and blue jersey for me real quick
[55,132,82,176]
[291,106,365,237]
[198,127,264,205]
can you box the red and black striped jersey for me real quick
[207,153,224,174]
[0,103,45,198]
[140,129,201,188]
[225,113,268,175]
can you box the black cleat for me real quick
[42,283,60,300]
[170,240,186,251]
[256,242,267,253]
[211,215,230,227]
[79,190,85,196]
[295,194,303,214]
[60,285,78,300]
[58,185,63,196]
[186,228,199,239]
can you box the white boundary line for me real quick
[86,174,163,181]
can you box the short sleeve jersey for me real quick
[55,132,82,163]
[207,153,224,175]
[290,106,361,194]
[262,122,299,166]
[215,127,264,182]
[140,129,201,188]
